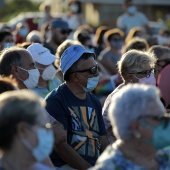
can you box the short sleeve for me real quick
[45,93,68,130]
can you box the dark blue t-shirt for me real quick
[45,83,106,167]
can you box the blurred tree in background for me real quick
[0,0,40,22]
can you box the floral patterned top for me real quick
[89,145,170,170]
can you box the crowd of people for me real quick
[0,0,170,169]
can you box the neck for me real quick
[48,39,59,50]
[65,81,86,99]
[38,77,48,89]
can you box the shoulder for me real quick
[136,12,147,19]
[157,147,170,166]
[117,13,128,21]
[45,83,66,101]
[88,93,102,107]
[89,145,121,170]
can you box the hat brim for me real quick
[35,53,57,65]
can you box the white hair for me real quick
[108,84,165,140]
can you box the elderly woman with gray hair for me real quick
[102,49,157,143]
[90,84,170,170]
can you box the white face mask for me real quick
[18,67,40,89]
[39,64,57,81]
[21,127,54,162]
[78,74,99,92]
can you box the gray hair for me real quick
[118,49,157,79]
[0,89,45,150]
[26,30,44,43]
[0,46,30,76]
[108,84,165,140]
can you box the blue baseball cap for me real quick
[49,18,71,31]
[60,45,96,78]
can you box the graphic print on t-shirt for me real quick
[69,106,100,158]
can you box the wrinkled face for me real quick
[17,52,36,81]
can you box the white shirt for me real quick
[117,12,148,35]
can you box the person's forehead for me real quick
[78,56,96,68]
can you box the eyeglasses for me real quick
[72,65,99,75]
[128,68,154,78]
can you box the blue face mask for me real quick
[139,118,170,149]
[127,6,137,14]
[21,127,54,162]
[77,74,99,92]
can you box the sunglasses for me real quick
[128,68,154,78]
[59,29,71,35]
[72,65,98,75]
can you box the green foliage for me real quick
[0,0,40,22]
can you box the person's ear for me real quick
[124,74,133,83]
[130,120,141,139]
[72,72,79,83]
[16,121,29,138]
[11,65,19,77]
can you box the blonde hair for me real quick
[118,49,157,79]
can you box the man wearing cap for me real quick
[43,18,71,55]
[0,46,40,89]
[45,44,109,169]
[27,43,61,98]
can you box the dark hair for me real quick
[0,31,12,43]
[148,45,170,59]
[123,38,149,53]
[64,53,94,81]
[0,77,18,94]
[104,28,124,45]
[125,27,143,44]
[74,30,91,45]
[68,0,82,14]
[94,26,109,46]
[124,0,133,5]
[0,47,30,77]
